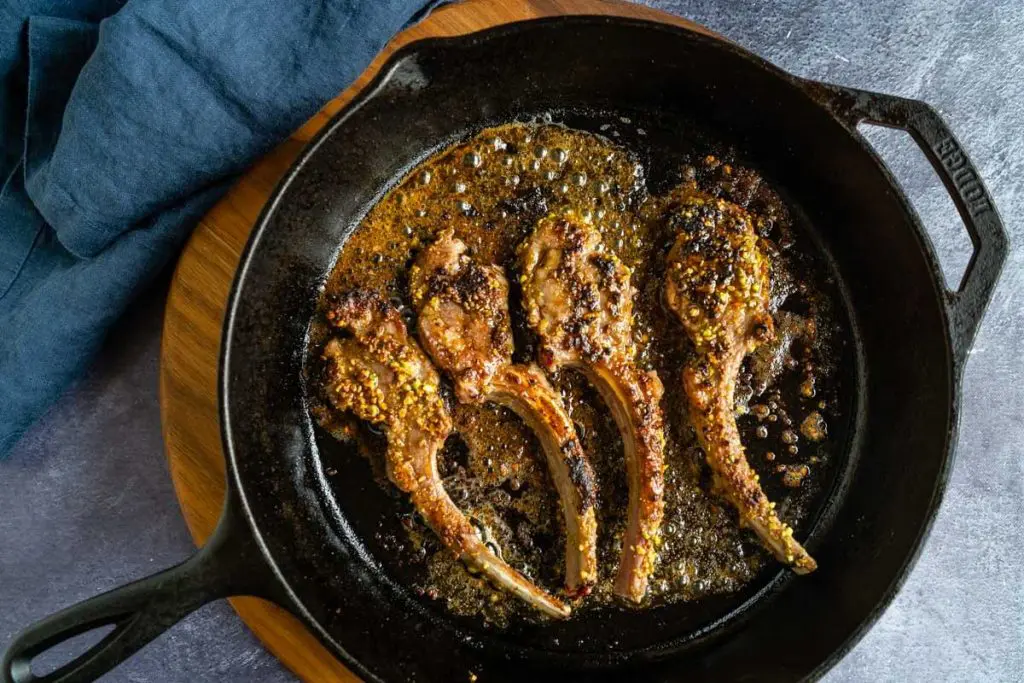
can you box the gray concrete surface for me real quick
[2,0,1023,680]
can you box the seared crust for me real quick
[520,211,667,603]
[411,231,599,594]
[664,183,816,574]
[321,290,570,617]
[410,231,513,404]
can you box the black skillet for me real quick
[3,16,1007,683]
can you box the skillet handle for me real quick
[807,82,1008,368]
[1,490,278,683]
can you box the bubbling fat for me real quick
[311,122,846,625]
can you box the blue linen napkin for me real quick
[0,0,441,457]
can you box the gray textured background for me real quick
[2,0,1022,680]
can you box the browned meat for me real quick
[663,183,816,574]
[320,290,570,617]
[410,230,598,594]
[520,210,666,603]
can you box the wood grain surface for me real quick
[159,1,703,679]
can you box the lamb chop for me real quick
[410,230,598,594]
[520,211,666,603]
[320,290,570,617]
[663,183,817,574]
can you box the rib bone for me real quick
[411,231,598,594]
[520,211,666,603]
[321,290,570,617]
[663,183,816,574]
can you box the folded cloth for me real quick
[0,0,442,457]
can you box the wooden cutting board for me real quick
[159,1,706,679]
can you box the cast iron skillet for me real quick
[3,16,1007,683]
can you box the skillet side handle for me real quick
[806,82,1008,368]
[2,490,275,683]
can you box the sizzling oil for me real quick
[313,123,847,626]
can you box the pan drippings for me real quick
[311,122,849,625]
